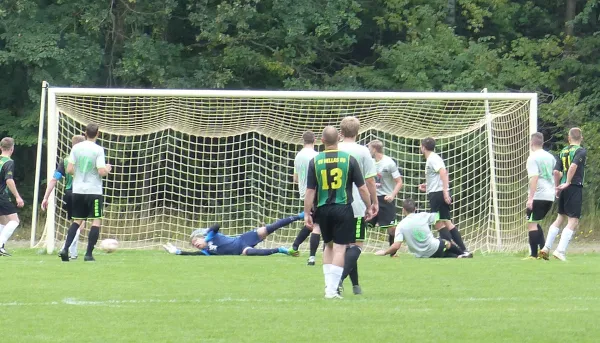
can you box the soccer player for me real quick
[367,139,403,250]
[540,128,587,261]
[59,123,111,262]
[0,138,25,256]
[418,137,469,253]
[337,116,378,295]
[41,135,86,259]
[375,198,471,258]
[305,126,373,299]
[523,133,556,260]
[289,131,320,265]
[162,214,303,256]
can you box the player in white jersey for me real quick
[375,198,471,258]
[418,137,469,253]
[59,123,112,262]
[367,140,403,251]
[337,116,378,296]
[289,131,320,265]
[523,133,556,260]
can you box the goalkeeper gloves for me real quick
[163,243,181,255]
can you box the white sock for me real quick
[328,265,344,294]
[323,264,331,290]
[545,225,560,250]
[0,223,5,235]
[0,221,19,246]
[556,227,574,254]
[69,229,80,256]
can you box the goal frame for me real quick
[32,82,537,253]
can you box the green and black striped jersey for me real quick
[555,145,587,185]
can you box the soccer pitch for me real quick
[4,250,600,342]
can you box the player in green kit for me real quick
[523,133,556,260]
[0,138,25,256]
[540,128,587,261]
[305,126,373,299]
[41,135,86,259]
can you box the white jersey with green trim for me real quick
[425,152,448,193]
[526,149,556,201]
[69,140,106,195]
[394,212,439,258]
[338,141,377,217]
[294,147,318,198]
[375,156,402,196]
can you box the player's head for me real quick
[568,127,583,144]
[72,134,86,147]
[84,123,100,140]
[302,131,316,145]
[401,198,417,215]
[191,236,208,250]
[340,116,360,140]
[368,140,383,158]
[530,132,544,150]
[0,137,15,155]
[322,126,339,147]
[420,137,436,154]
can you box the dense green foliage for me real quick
[1,0,599,226]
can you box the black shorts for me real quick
[526,200,553,222]
[0,195,17,216]
[430,239,456,258]
[368,195,397,228]
[72,194,104,219]
[428,191,451,221]
[558,185,583,219]
[63,190,74,220]
[314,204,355,245]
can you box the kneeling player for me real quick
[375,199,472,258]
[163,214,303,256]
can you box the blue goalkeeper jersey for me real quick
[201,233,244,255]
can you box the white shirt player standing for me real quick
[290,131,320,265]
[61,123,111,262]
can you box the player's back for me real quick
[294,147,318,198]
[70,140,105,195]
[528,149,556,201]
[312,150,358,207]
[0,156,13,196]
[206,233,243,255]
[398,212,439,258]
[338,142,377,216]
[559,145,586,185]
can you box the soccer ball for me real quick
[99,238,119,253]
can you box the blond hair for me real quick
[0,137,14,151]
[368,140,384,153]
[72,135,86,146]
[569,127,582,142]
[340,116,360,138]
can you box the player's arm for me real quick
[42,160,65,210]
[4,161,23,207]
[304,160,317,227]
[437,160,452,204]
[163,243,209,256]
[388,164,403,199]
[376,224,403,255]
[363,154,379,207]
[96,149,111,177]
[526,157,538,209]
[564,149,586,186]
[67,149,76,175]
[350,157,372,218]
[553,155,563,188]
[204,224,220,242]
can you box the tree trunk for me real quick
[447,0,457,27]
[565,0,577,36]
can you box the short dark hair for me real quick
[302,131,315,144]
[322,126,339,146]
[530,132,544,147]
[0,137,14,151]
[85,123,99,139]
[421,137,436,152]
[402,198,416,213]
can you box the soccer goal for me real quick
[32,83,537,253]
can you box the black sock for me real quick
[528,230,538,257]
[349,265,359,286]
[341,246,361,285]
[450,226,467,251]
[309,233,320,257]
[537,224,545,250]
[86,226,100,256]
[63,222,80,253]
[292,226,311,250]
[438,227,452,242]
[446,243,464,256]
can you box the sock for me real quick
[0,221,19,246]
[556,227,574,253]
[388,233,394,246]
[528,230,539,257]
[545,225,560,250]
[245,248,280,256]
[450,226,467,251]
[537,224,545,250]
[438,227,452,242]
[266,215,300,234]
[85,226,100,256]
[63,222,81,253]
[69,228,80,257]
[309,233,320,257]
[349,263,360,287]
[292,226,311,250]
[340,246,361,284]
[0,223,5,236]
[323,264,332,290]
[329,265,344,294]
[446,243,464,256]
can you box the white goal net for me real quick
[33,87,537,253]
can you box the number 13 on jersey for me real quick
[320,168,343,190]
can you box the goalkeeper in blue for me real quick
[163,214,304,256]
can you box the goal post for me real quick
[32,84,537,253]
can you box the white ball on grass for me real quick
[99,238,119,253]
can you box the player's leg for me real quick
[255,213,304,240]
[307,224,321,265]
[525,200,553,259]
[84,195,104,261]
[242,246,292,256]
[439,195,467,252]
[291,225,311,252]
[0,211,20,256]
[339,216,364,295]
[554,187,582,261]
[541,192,568,259]
[60,193,86,261]
[63,192,80,259]
[318,208,339,298]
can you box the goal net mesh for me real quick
[39,93,531,253]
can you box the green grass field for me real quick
[3,249,600,342]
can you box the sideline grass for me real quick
[3,249,600,342]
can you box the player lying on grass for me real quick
[375,199,472,258]
[163,213,304,256]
